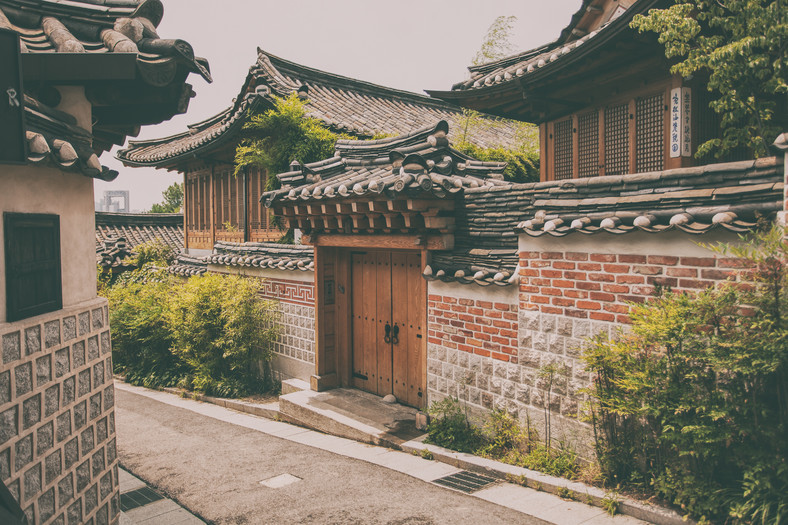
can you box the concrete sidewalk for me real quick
[115,381,647,525]
[119,468,203,525]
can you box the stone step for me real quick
[278,388,424,449]
[280,378,310,395]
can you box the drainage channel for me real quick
[432,470,498,494]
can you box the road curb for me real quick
[400,438,693,525]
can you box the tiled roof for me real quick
[263,121,509,207]
[0,0,209,81]
[169,253,207,277]
[208,241,314,272]
[95,212,183,267]
[427,0,665,118]
[116,48,525,168]
[24,96,117,181]
[1,0,210,154]
[514,157,784,236]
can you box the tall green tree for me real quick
[631,0,787,158]
[472,15,518,66]
[150,182,183,213]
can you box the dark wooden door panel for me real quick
[351,249,424,408]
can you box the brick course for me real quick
[428,294,518,363]
[1,298,119,525]
[519,251,735,324]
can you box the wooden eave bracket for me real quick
[274,196,456,236]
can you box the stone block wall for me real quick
[425,232,747,458]
[271,302,316,366]
[0,298,119,525]
[259,277,316,368]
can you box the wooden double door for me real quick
[351,250,424,408]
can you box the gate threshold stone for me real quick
[278,388,423,449]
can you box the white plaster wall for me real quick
[427,279,519,303]
[0,165,96,323]
[519,229,743,257]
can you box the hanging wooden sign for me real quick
[669,87,681,159]
[681,87,692,157]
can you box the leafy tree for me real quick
[150,182,183,213]
[235,93,347,189]
[631,1,787,158]
[472,15,518,66]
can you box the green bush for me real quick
[582,226,788,523]
[426,397,485,453]
[134,239,177,267]
[105,275,184,388]
[167,273,279,397]
[478,408,525,457]
[104,269,279,397]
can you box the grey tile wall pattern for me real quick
[0,298,119,525]
[272,303,316,365]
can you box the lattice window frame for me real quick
[604,103,630,176]
[635,92,665,173]
[553,119,574,180]
[578,111,599,178]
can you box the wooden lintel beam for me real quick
[310,233,454,251]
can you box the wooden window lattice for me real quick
[636,93,665,173]
[578,111,599,178]
[553,119,573,180]
[604,103,629,175]
[4,213,62,322]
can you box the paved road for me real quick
[116,388,549,525]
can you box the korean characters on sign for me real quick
[670,87,692,159]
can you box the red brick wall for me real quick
[428,295,518,363]
[519,251,740,323]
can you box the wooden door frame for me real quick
[310,236,428,408]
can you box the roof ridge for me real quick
[257,48,467,112]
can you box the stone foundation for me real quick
[1,297,119,525]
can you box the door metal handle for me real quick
[391,324,399,345]
[384,323,391,343]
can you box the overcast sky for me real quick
[96,0,580,211]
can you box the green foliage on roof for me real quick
[453,109,540,183]
[234,93,350,189]
[632,0,787,158]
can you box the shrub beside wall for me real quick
[583,228,788,524]
[104,269,279,397]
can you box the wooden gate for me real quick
[351,250,424,408]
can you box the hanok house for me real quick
[95,211,184,273]
[0,0,209,523]
[205,0,782,454]
[417,0,786,448]
[116,48,523,254]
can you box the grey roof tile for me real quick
[117,48,524,167]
